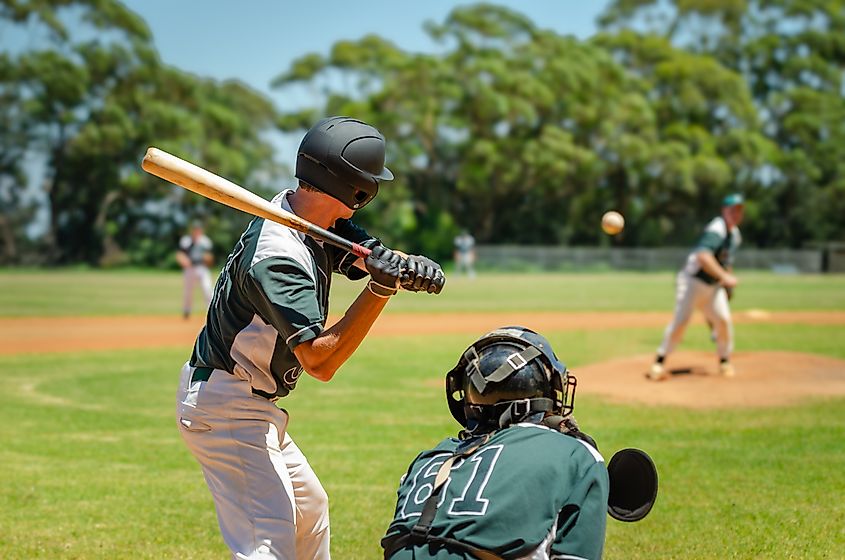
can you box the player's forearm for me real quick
[294,288,391,381]
[176,251,191,269]
[697,251,729,282]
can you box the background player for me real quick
[649,193,745,380]
[176,116,444,560]
[175,221,214,319]
[453,229,476,278]
[382,326,609,560]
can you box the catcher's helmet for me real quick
[446,326,576,434]
[295,116,393,210]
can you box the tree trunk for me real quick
[44,123,67,264]
[95,189,126,266]
[0,214,17,264]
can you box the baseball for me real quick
[601,211,625,235]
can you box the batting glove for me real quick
[365,245,403,297]
[401,255,446,294]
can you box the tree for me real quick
[600,0,845,246]
[591,29,774,245]
[2,0,281,265]
[0,53,37,263]
[272,4,772,253]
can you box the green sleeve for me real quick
[328,219,380,280]
[245,256,324,349]
[553,452,610,560]
[695,230,725,254]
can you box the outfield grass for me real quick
[1,324,844,559]
[1,270,844,559]
[2,268,845,316]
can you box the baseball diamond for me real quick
[4,312,845,409]
[1,269,844,559]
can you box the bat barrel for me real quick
[141,147,367,258]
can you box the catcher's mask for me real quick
[446,326,576,434]
[295,116,393,210]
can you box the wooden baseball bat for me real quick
[141,147,372,259]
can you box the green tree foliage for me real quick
[2,1,840,266]
[273,4,771,252]
[592,29,774,244]
[1,0,281,265]
[0,52,38,262]
[601,0,845,246]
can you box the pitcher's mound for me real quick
[576,351,845,409]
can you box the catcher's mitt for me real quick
[606,448,658,522]
[543,415,658,523]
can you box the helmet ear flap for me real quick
[446,367,467,426]
[554,368,576,417]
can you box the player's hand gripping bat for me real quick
[141,147,444,294]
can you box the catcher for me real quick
[381,326,657,560]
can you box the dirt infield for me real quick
[2,309,844,356]
[2,310,844,409]
[575,350,845,409]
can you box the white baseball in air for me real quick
[601,211,625,235]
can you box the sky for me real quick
[118,0,611,107]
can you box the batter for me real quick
[176,117,444,560]
[649,194,744,381]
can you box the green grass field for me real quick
[1,270,844,559]
[2,268,845,316]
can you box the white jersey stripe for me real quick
[230,314,282,395]
[250,191,315,279]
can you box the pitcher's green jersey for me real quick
[685,216,742,285]
[190,190,376,399]
[383,423,609,560]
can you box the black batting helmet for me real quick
[295,116,393,210]
[446,326,576,434]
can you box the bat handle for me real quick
[350,243,372,259]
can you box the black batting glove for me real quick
[401,255,446,294]
[365,245,403,297]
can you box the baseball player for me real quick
[175,117,445,560]
[382,326,609,560]
[176,221,214,319]
[648,193,745,380]
[453,230,476,278]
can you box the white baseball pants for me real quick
[183,265,213,315]
[657,272,733,360]
[176,364,331,560]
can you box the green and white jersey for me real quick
[190,190,376,399]
[178,233,213,266]
[683,216,742,285]
[383,423,609,560]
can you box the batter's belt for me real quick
[190,366,279,401]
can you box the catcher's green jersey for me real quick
[383,423,609,560]
[190,190,376,398]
